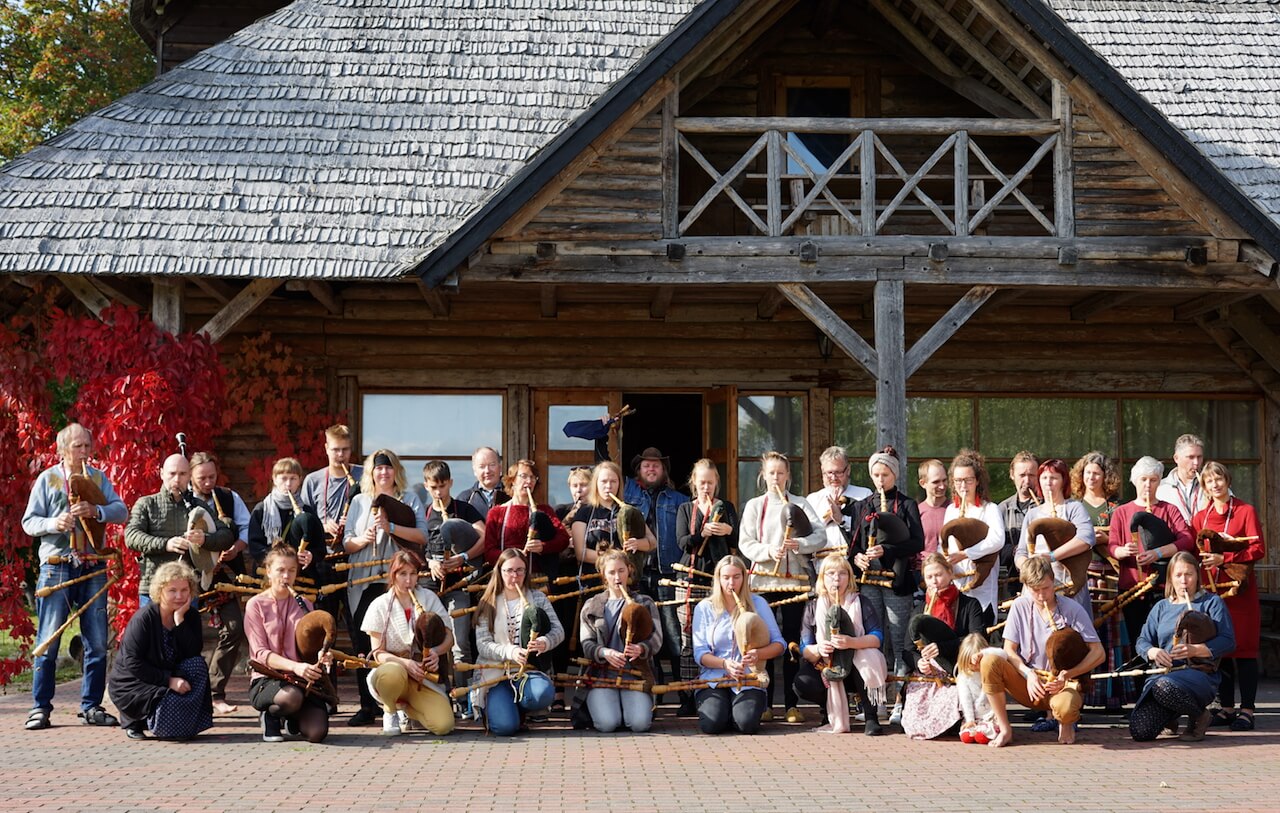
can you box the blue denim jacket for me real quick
[623,478,689,575]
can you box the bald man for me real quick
[126,454,234,604]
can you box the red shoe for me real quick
[959,729,975,743]
[973,730,990,745]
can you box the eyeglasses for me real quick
[821,468,849,480]
[501,568,526,576]
[952,476,976,484]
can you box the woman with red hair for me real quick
[1015,458,1096,614]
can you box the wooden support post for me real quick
[661,86,679,239]
[809,387,831,489]
[1223,303,1280,374]
[1172,292,1253,321]
[198,279,280,343]
[775,283,878,376]
[151,278,185,334]
[1265,400,1280,591]
[954,130,969,236]
[874,281,906,461]
[904,285,996,377]
[1052,79,1074,239]
[506,384,530,464]
[860,131,877,236]
[414,279,451,317]
[56,274,112,319]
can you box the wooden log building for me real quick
[2,0,1279,588]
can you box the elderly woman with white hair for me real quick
[1106,455,1193,674]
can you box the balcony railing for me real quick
[674,116,1064,239]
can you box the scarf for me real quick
[929,583,960,628]
[260,489,296,543]
[816,591,886,706]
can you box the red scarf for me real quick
[929,584,960,628]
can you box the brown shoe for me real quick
[1179,709,1211,742]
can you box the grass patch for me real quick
[0,615,84,694]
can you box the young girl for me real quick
[955,632,1004,744]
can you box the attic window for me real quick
[777,76,863,174]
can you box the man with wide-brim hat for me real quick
[623,447,689,689]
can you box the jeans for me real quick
[485,673,554,736]
[32,562,110,713]
[586,687,653,733]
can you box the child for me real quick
[955,632,1004,744]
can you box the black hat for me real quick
[630,447,670,473]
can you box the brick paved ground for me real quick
[1,673,1277,813]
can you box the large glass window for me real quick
[737,394,805,506]
[360,393,503,472]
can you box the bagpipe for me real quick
[941,494,997,593]
[249,609,340,707]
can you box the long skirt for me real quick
[148,655,214,739]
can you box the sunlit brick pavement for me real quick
[2,673,1278,813]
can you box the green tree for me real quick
[0,0,153,161]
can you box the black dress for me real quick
[108,603,213,737]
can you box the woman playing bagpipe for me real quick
[244,544,335,743]
[1070,451,1137,710]
[899,552,988,739]
[671,459,738,715]
[360,549,456,736]
[577,548,663,732]
[1015,458,1096,614]
[737,451,823,723]
[691,555,785,735]
[1191,461,1261,732]
[847,445,924,725]
[248,457,328,584]
[484,460,571,575]
[570,461,654,576]
[1129,551,1235,742]
[794,555,888,735]
[108,561,213,740]
[342,449,429,726]
[471,548,565,735]
[940,448,1005,621]
[980,555,1103,747]
[1106,456,1193,677]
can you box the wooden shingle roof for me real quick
[0,0,700,279]
[1043,0,1280,228]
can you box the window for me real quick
[832,394,1262,504]
[737,394,805,506]
[360,393,503,475]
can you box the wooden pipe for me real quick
[552,571,602,586]
[35,568,108,598]
[886,674,956,687]
[672,562,714,581]
[334,556,397,573]
[570,657,646,678]
[320,571,386,595]
[544,584,605,603]
[454,661,521,673]
[31,576,118,657]
[255,568,314,585]
[659,578,712,591]
[554,675,648,693]
[45,552,117,565]
[651,675,764,694]
[1092,572,1158,625]
[767,591,815,608]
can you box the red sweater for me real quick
[482,502,570,567]
[1106,500,1192,590]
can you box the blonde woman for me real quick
[692,555,784,734]
[737,452,823,722]
[342,449,429,726]
[362,550,455,736]
[794,555,887,735]
[472,549,564,735]
[571,461,655,568]
[578,549,663,732]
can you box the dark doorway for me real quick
[620,393,703,496]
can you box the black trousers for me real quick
[696,687,767,735]
[792,659,866,707]
[763,598,803,709]
[349,584,386,712]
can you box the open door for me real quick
[532,389,622,505]
[704,385,737,506]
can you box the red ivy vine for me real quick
[223,331,343,497]
[0,305,224,682]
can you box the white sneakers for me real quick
[382,712,402,736]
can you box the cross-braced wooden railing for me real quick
[674,117,1064,238]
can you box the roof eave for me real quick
[1006,0,1280,268]
[409,0,746,288]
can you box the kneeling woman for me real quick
[362,550,456,736]
[794,555,888,735]
[1129,551,1235,742]
[579,549,663,732]
[473,549,565,735]
[109,561,213,740]
[245,545,332,743]
[692,555,784,735]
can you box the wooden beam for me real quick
[493,77,674,241]
[900,0,1051,118]
[90,278,142,309]
[1172,292,1253,321]
[1052,79,1074,238]
[756,288,786,320]
[191,277,232,305]
[776,283,878,376]
[198,279,281,343]
[1241,242,1278,277]
[56,274,112,318]
[414,279,451,317]
[1223,303,1280,374]
[650,285,674,319]
[904,284,996,376]
[867,0,962,78]
[966,0,1073,84]
[1262,291,1280,320]
[679,0,800,108]
[874,280,907,458]
[305,281,343,315]
[1195,315,1280,407]
[540,285,557,318]
[1068,290,1145,322]
[661,87,679,239]
[1068,77,1250,241]
[151,278,185,334]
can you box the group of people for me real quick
[21,424,1262,748]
